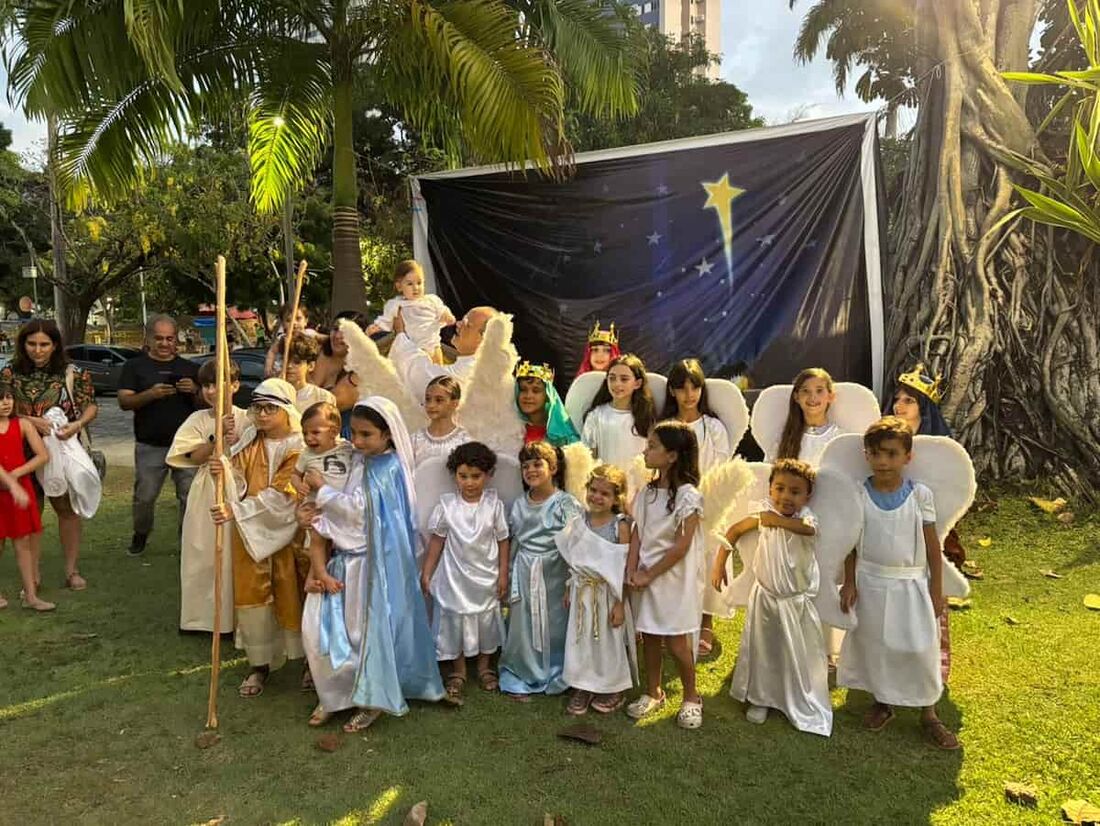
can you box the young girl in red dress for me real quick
[0,381,52,611]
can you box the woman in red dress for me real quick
[0,380,51,611]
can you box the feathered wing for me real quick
[564,371,605,431]
[647,373,668,418]
[722,463,772,605]
[561,441,597,503]
[749,382,881,460]
[455,313,525,455]
[490,455,525,513]
[818,434,974,598]
[625,453,652,504]
[809,468,863,630]
[412,454,525,540]
[705,378,750,451]
[339,319,427,430]
[697,456,756,616]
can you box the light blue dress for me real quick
[303,451,445,715]
[499,489,583,695]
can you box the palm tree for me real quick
[2,0,638,311]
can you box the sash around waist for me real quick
[858,560,926,581]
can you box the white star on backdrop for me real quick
[656,184,670,196]
[593,240,603,253]
[695,258,714,277]
[757,234,776,247]
[647,231,662,246]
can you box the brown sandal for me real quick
[590,692,624,714]
[308,704,332,727]
[445,673,466,706]
[238,669,267,698]
[922,718,960,750]
[566,690,592,716]
[863,703,894,731]
[343,709,382,733]
[477,669,499,692]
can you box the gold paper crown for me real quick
[516,361,555,384]
[588,321,618,346]
[898,363,943,404]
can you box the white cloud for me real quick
[0,66,46,160]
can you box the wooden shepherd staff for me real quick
[206,254,229,731]
[281,259,309,381]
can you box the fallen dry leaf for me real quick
[70,632,98,640]
[1029,496,1067,514]
[1057,511,1076,524]
[403,801,428,826]
[315,734,342,752]
[947,597,972,611]
[977,537,993,548]
[1042,570,1063,579]
[557,724,602,745]
[1062,799,1100,824]
[1004,615,1021,626]
[1005,782,1039,808]
[961,561,985,580]
[194,732,221,750]
[1084,594,1100,611]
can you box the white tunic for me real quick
[390,333,476,402]
[558,515,635,693]
[631,484,704,635]
[762,423,840,468]
[688,415,732,475]
[372,294,452,355]
[730,504,832,736]
[294,383,337,414]
[582,404,646,473]
[428,490,509,658]
[838,481,941,707]
[411,425,472,468]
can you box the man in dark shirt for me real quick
[118,314,200,556]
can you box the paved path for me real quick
[87,397,136,469]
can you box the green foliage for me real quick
[568,29,763,152]
[0,122,49,312]
[1,482,1097,823]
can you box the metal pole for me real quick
[139,270,148,325]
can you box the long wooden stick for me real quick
[206,254,228,731]
[281,259,309,381]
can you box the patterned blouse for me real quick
[0,365,96,422]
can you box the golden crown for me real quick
[898,363,943,404]
[588,321,618,346]
[516,361,555,383]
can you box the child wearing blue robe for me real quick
[301,395,444,732]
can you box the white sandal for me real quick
[677,700,703,730]
[626,692,666,720]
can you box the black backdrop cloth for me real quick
[416,115,883,391]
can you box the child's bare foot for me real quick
[317,572,343,594]
[21,595,55,612]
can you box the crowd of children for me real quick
[0,260,970,753]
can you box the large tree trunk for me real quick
[329,51,366,314]
[54,290,91,346]
[46,114,73,341]
[888,0,1100,497]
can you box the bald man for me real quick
[390,305,497,401]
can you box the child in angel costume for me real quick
[558,464,635,716]
[659,357,750,657]
[515,361,580,447]
[580,354,656,473]
[209,378,306,699]
[291,402,354,596]
[751,368,880,468]
[367,259,456,364]
[821,418,975,751]
[168,359,248,633]
[411,376,470,467]
[419,441,511,703]
[714,459,854,736]
[575,321,621,376]
[499,441,584,698]
[300,396,445,732]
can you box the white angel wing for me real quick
[454,313,525,456]
[809,468,862,630]
[818,433,974,598]
[339,319,427,430]
[561,441,597,504]
[565,371,605,433]
[648,373,667,419]
[412,454,525,539]
[705,378,749,451]
[697,456,755,617]
[720,464,771,605]
[750,382,881,461]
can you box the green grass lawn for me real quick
[2,473,1098,825]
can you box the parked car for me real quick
[188,347,267,408]
[65,344,144,394]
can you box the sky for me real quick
[0,1,874,157]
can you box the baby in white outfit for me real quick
[368,259,455,363]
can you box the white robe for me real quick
[761,423,841,468]
[688,415,732,475]
[168,407,249,632]
[582,404,646,473]
[373,294,452,355]
[390,333,476,402]
[839,481,942,707]
[427,490,509,658]
[730,504,832,736]
[411,425,472,468]
[631,485,704,636]
[293,383,337,414]
[558,515,635,693]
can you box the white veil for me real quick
[354,394,418,513]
